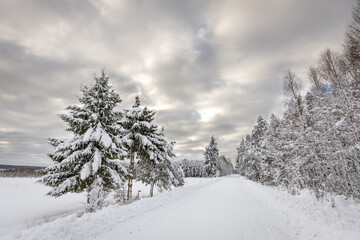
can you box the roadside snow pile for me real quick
[242,178,360,240]
[1,177,217,240]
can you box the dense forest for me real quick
[236,1,360,203]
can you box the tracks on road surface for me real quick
[91,175,288,240]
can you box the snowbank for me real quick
[241,177,360,240]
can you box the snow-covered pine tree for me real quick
[136,127,184,197]
[235,138,246,175]
[120,96,183,199]
[252,116,268,182]
[204,135,220,177]
[240,116,268,182]
[39,70,127,213]
[260,114,280,185]
[120,96,146,200]
[179,159,190,177]
[218,155,234,176]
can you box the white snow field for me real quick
[0,177,85,236]
[1,175,360,240]
[0,177,213,238]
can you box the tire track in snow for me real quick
[91,175,288,240]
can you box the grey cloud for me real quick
[0,130,52,166]
[0,0,354,165]
[146,31,225,104]
[156,108,201,138]
[149,59,224,103]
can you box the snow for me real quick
[0,178,84,237]
[106,166,122,184]
[99,131,113,148]
[335,117,345,127]
[80,162,91,180]
[87,176,360,240]
[47,176,77,199]
[0,177,212,238]
[246,179,360,240]
[92,149,102,173]
[1,176,360,240]
[83,128,93,142]
[85,123,114,149]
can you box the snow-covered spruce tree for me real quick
[120,96,183,199]
[251,116,268,183]
[136,127,184,197]
[240,116,268,182]
[262,114,281,185]
[204,135,220,177]
[39,70,127,213]
[218,155,234,176]
[235,138,246,175]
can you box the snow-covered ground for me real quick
[1,175,360,240]
[0,177,85,236]
[0,177,214,238]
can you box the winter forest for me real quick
[2,0,360,239]
[235,1,360,203]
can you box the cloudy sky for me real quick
[0,0,355,166]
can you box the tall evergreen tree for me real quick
[235,139,246,175]
[244,116,268,182]
[218,155,234,176]
[204,135,220,177]
[262,114,280,185]
[120,96,183,200]
[39,70,127,213]
[136,127,184,197]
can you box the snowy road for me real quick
[90,175,287,240]
[5,175,360,240]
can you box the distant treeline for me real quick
[0,165,45,178]
[180,156,234,177]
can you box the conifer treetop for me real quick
[120,96,174,163]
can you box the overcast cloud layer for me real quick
[0,0,354,166]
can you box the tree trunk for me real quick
[336,82,359,143]
[127,151,135,201]
[339,154,354,196]
[86,189,90,204]
[150,182,155,197]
